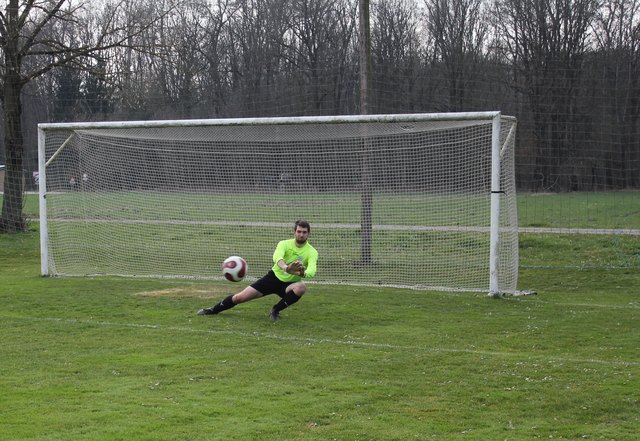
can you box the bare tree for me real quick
[198,0,239,117]
[226,0,289,116]
[591,0,640,188]
[372,0,422,112]
[281,0,357,114]
[424,0,487,111]
[0,0,170,232]
[156,0,209,117]
[491,0,599,191]
[102,0,174,119]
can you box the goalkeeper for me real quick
[197,219,318,321]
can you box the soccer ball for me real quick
[222,256,247,282]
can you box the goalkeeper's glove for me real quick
[285,261,305,276]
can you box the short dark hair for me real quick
[295,219,310,231]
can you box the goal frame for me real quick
[38,111,515,295]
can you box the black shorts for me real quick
[251,270,295,298]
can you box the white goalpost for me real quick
[38,112,519,295]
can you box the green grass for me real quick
[518,191,640,229]
[1,229,639,440]
[10,190,640,234]
[10,191,639,283]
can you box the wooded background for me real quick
[1,0,638,203]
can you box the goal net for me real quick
[38,112,518,294]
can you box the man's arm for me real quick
[277,258,304,275]
[273,241,304,275]
[302,250,318,278]
[276,259,288,271]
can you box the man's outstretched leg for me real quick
[197,287,262,316]
[197,295,235,315]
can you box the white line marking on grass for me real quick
[47,218,640,235]
[32,316,640,368]
[535,301,640,310]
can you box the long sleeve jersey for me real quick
[272,239,318,283]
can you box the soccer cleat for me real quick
[269,308,280,321]
[197,307,216,315]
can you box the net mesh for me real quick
[40,114,518,292]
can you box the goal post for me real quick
[489,114,503,296]
[38,112,519,294]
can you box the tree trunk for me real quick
[1,71,26,232]
[1,0,27,234]
[0,0,27,232]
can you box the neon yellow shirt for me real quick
[272,239,318,282]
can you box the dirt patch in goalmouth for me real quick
[135,285,231,299]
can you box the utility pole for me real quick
[359,0,373,264]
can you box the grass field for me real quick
[14,190,640,230]
[1,190,639,440]
[517,191,640,230]
[1,232,638,441]
[12,190,640,291]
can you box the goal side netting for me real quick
[38,112,518,294]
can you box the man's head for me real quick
[294,219,310,245]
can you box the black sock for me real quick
[272,291,301,312]
[211,295,236,314]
